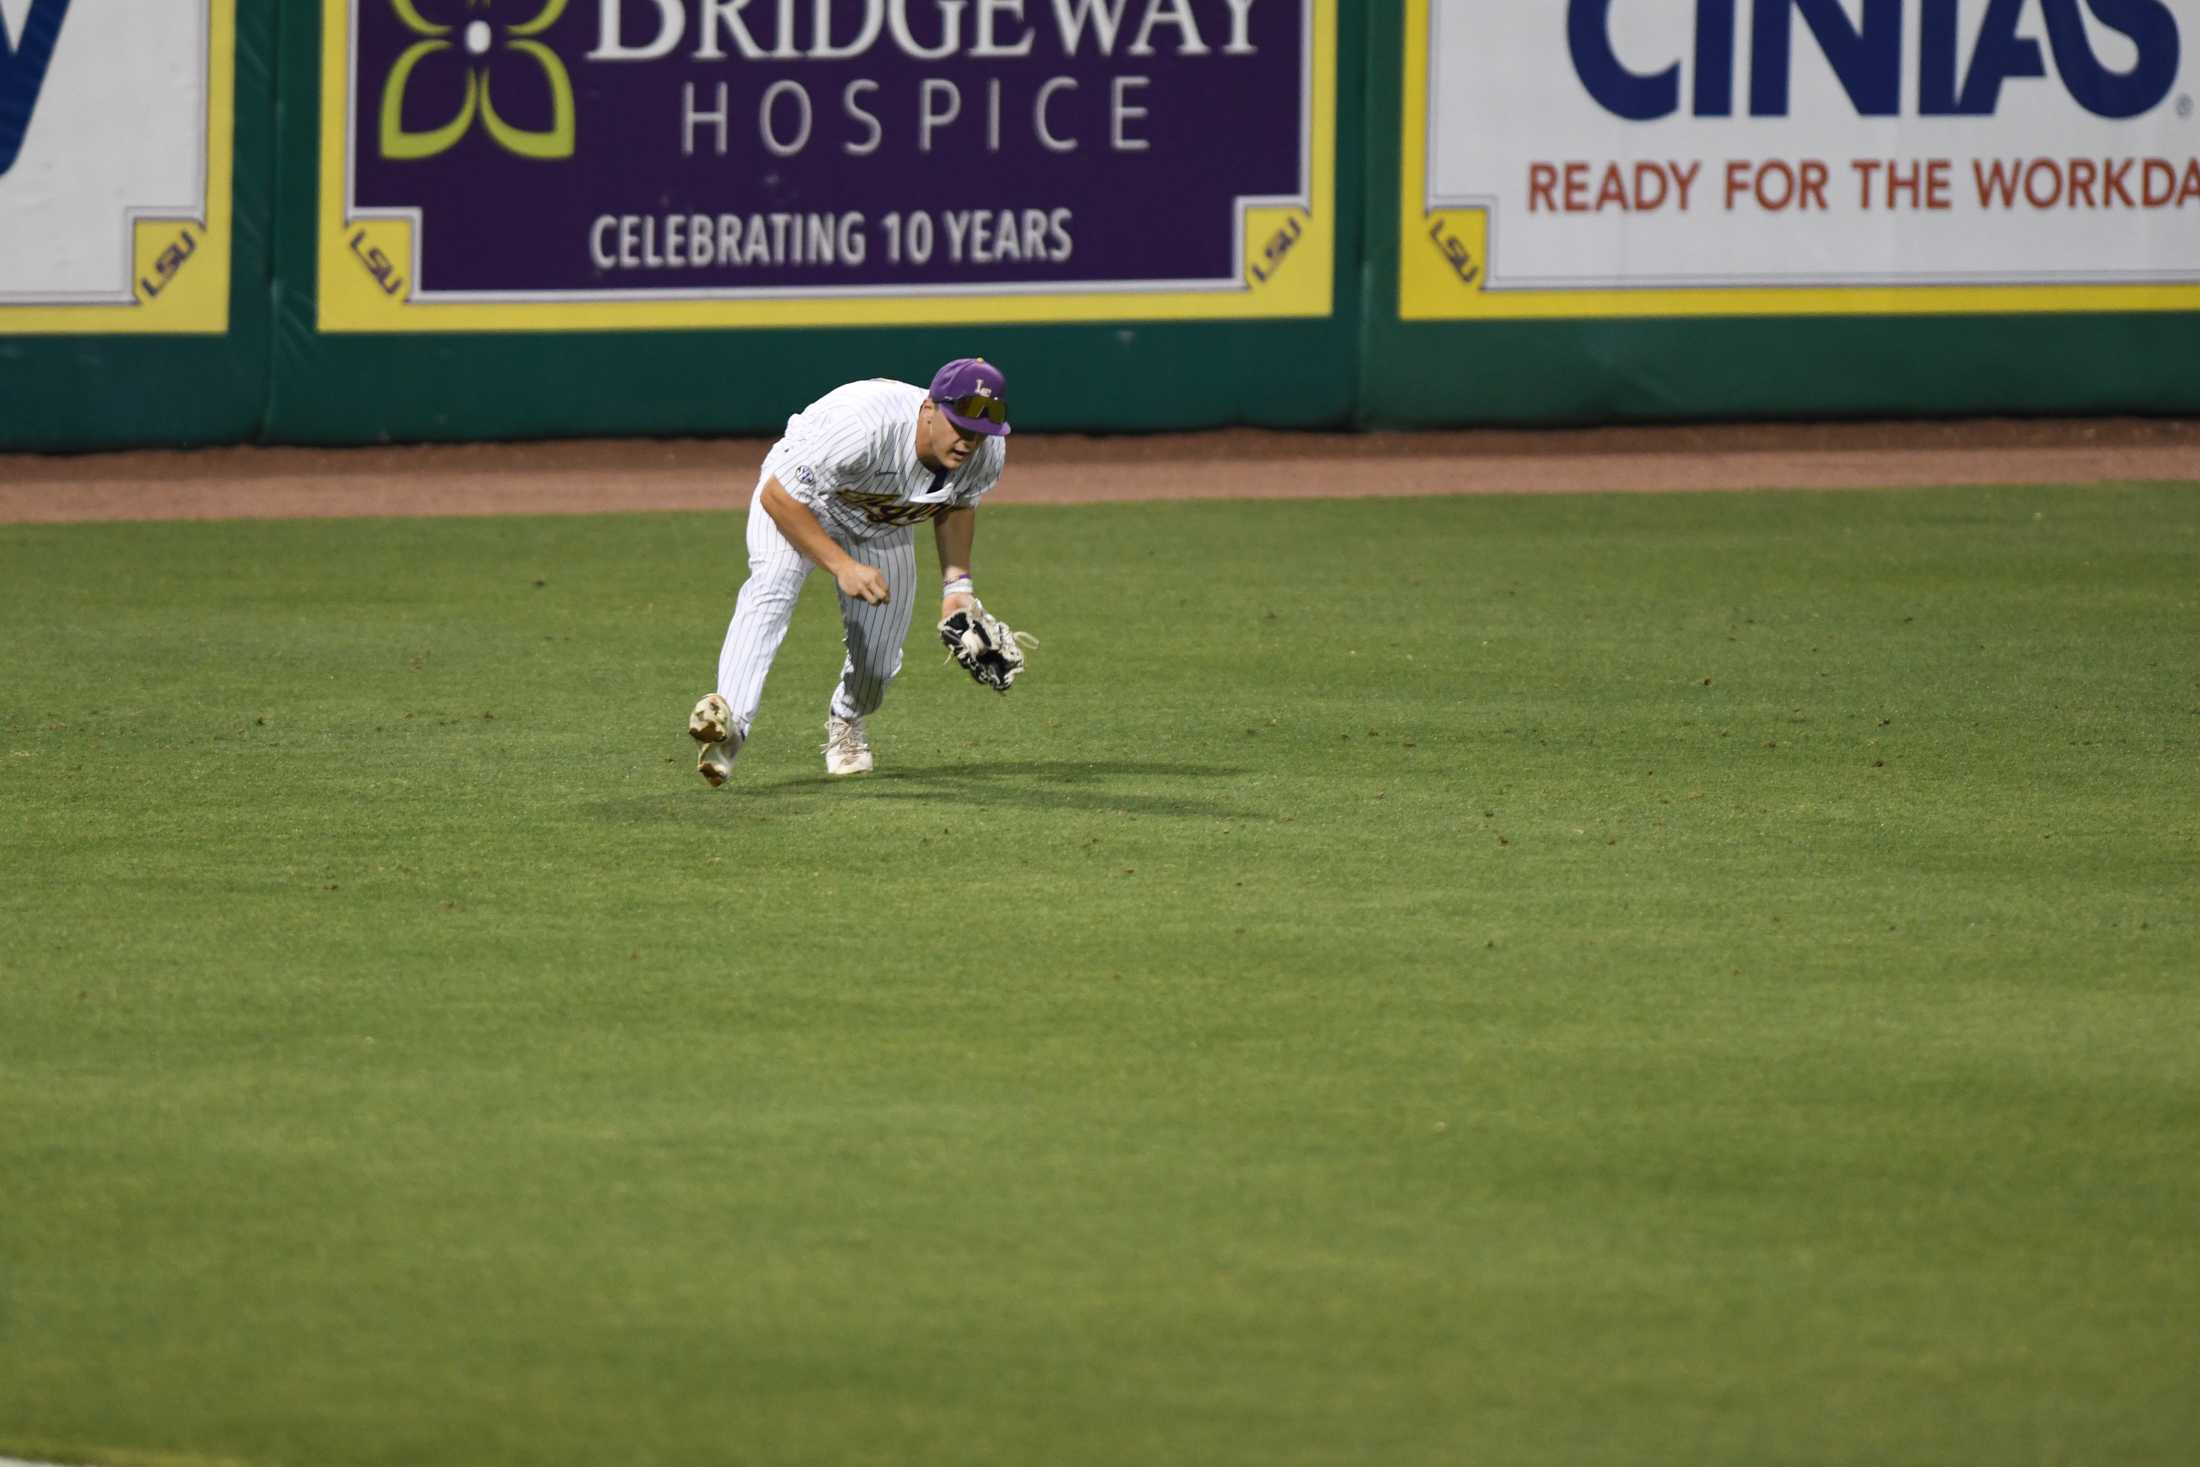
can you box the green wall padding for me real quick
[5,5,2194,453]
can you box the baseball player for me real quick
[688,356,1013,785]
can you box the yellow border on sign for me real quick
[1399,0,2200,320]
[3,0,235,335]
[319,0,1335,332]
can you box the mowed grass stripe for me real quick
[1,485,2195,1467]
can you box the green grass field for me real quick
[3,483,2196,1467]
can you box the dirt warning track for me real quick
[2,418,2195,524]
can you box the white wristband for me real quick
[942,575,973,597]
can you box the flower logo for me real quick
[380,0,573,161]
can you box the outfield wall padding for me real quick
[261,0,1365,444]
[0,2,276,453]
[1357,3,2200,428]
[3,3,2196,453]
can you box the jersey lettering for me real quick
[836,490,953,527]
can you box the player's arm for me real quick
[934,506,977,617]
[760,477,888,605]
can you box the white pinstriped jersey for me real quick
[763,378,1005,543]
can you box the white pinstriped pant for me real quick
[713,486,918,738]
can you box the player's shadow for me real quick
[753,758,1255,819]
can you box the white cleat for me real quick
[689,693,731,744]
[696,736,742,787]
[822,714,873,776]
[690,693,741,788]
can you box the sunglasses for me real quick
[944,393,1007,424]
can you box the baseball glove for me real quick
[938,602,1032,693]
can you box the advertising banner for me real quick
[0,0,234,333]
[319,0,1335,331]
[1401,0,2200,318]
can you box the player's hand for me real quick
[941,590,975,620]
[835,562,890,605]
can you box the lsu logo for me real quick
[380,0,574,160]
[0,0,71,177]
[1570,0,2183,120]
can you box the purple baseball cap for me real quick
[928,357,1011,437]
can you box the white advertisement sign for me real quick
[1,0,232,331]
[1402,0,2200,318]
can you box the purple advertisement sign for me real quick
[346,0,1314,300]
